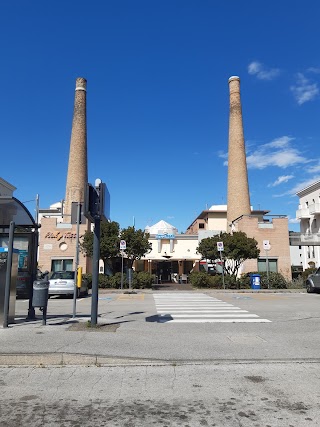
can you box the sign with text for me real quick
[156,233,175,239]
[120,240,126,250]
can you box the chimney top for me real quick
[75,77,87,91]
[228,76,240,83]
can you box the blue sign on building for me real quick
[156,234,175,239]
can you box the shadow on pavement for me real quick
[145,314,173,323]
[152,282,193,291]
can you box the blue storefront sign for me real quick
[156,234,175,239]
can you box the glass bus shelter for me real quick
[0,196,39,321]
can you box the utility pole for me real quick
[73,202,81,319]
[91,214,100,326]
[84,179,107,327]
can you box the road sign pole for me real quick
[263,240,271,289]
[120,240,126,290]
[91,215,100,326]
[219,250,225,290]
[266,249,270,289]
[121,251,124,290]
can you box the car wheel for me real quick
[306,282,314,293]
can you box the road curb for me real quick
[1,353,320,367]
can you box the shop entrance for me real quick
[155,260,179,283]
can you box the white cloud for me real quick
[264,136,293,149]
[248,61,280,80]
[246,136,308,169]
[307,67,320,74]
[288,217,300,224]
[288,176,320,195]
[290,73,319,105]
[268,175,294,187]
[308,162,320,173]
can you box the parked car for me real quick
[305,267,320,293]
[48,271,89,298]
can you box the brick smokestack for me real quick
[227,76,251,227]
[64,77,88,220]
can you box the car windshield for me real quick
[50,271,74,280]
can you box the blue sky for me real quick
[1,1,320,232]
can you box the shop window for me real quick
[257,258,278,273]
[51,259,73,272]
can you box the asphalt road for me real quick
[9,290,320,362]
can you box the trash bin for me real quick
[32,280,49,308]
[250,274,261,290]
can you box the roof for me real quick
[145,220,178,235]
[0,197,38,228]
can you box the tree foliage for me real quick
[120,226,152,268]
[80,220,120,273]
[196,231,260,277]
[80,223,152,272]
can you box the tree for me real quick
[80,220,120,273]
[196,231,260,277]
[120,226,152,268]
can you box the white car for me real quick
[48,271,89,298]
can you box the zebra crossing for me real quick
[153,292,271,323]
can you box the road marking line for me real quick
[157,310,249,314]
[153,292,271,323]
[160,314,259,318]
[160,319,272,323]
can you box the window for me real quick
[199,223,205,229]
[51,259,73,272]
[257,258,278,273]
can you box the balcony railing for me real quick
[289,232,320,245]
[296,208,310,219]
[309,203,320,215]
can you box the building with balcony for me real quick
[293,180,320,269]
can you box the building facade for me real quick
[292,180,320,269]
[185,205,292,280]
[138,220,201,282]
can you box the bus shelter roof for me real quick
[0,197,38,228]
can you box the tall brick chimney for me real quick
[64,77,88,220]
[227,76,251,227]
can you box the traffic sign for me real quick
[120,240,126,250]
[263,240,271,250]
[217,241,224,251]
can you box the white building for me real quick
[294,180,320,269]
[138,220,201,282]
[0,178,16,198]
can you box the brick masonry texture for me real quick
[227,77,251,225]
[38,217,90,273]
[235,216,292,280]
[64,77,88,219]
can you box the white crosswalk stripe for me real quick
[153,292,271,323]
